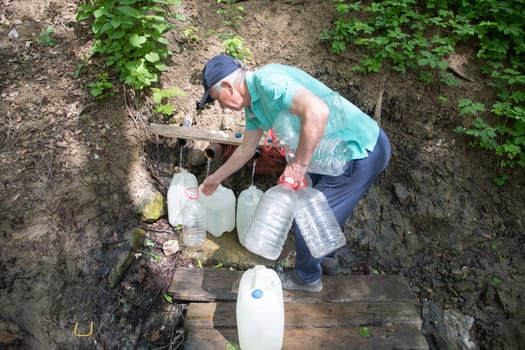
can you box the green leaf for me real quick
[117,6,140,18]
[129,33,147,47]
[111,18,122,29]
[163,293,174,303]
[155,104,176,115]
[155,63,168,71]
[145,52,160,63]
[226,342,241,350]
[359,326,371,337]
[169,87,185,97]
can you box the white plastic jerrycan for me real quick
[167,170,198,227]
[236,265,284,350]
[236,185,263,246]
[199,184,236,237]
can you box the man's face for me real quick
[209,81,244,111]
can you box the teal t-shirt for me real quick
[244,64,379,159]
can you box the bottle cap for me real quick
[251,289,263,299]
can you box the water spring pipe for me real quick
[204,143,223,160]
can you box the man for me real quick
[198,54,390,292]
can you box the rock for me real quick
[107,228,145,288]
[7,29,19,40]
[454,280,476,293]
[422,300,478,350]
[162,240,180,256]
[443,309,477,350]
[0,319,25,345]
[138,191,165,223]
[393,182,411,205]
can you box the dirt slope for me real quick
[0,1,523,349]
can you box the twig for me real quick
[373,75,388,125]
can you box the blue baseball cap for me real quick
[197,55,241,109]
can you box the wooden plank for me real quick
[168,267,242,302]
[148,123,269,146]
[185,301,422,329]
[168,267,418,303]
[184,326,429,350]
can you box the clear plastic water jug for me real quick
[272,113,351,176]
[181,187,206,247]
[242,184,297,260]
[236,265,284,350]
[285,136,351,176]
[199,184,236,237]
[167,170,198,227]
[295,186,346,258]
[236,185,264,246]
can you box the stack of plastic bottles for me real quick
[272,97,352,176]
[167,169,237,244]
[241,182,346,260]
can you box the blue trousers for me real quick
[293,129,391,283]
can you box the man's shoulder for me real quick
[256,63,297,75]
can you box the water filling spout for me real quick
[204,143,223,160]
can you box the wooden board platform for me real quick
[149,123,269,146]
[170,268,429,349]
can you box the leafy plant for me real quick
[77,0,182,90]
[223,36,252,62]
[181,25,199,43]
[152,87,186,116]
[87,73,114,99]
[322,0,525,182]
[217,0,245,29]
[37,26,57,46]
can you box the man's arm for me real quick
[200,128,263,195]
[282,88,329,183]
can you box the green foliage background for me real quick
[321,0,525,182]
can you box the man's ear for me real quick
[221,80,234,94]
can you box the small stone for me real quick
[162,240,180,256]
[8,29,19,40]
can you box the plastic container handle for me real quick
[278,176,307,190]
[263,129,286,156]
[185,187,199,200]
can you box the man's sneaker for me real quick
[321,256,341,276]
[280,270,322,292]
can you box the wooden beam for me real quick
[185,302,422,329]
[184,326,429,350]
[148,123,269,146]
[168,267,419,304]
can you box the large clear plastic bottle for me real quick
[236,185,264,246]
[286,136,351,176]
[242,184,297,260]
[167,170,198,227]
[181,187,206,247]
[272,113,351,176]
[295,186,346,258]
